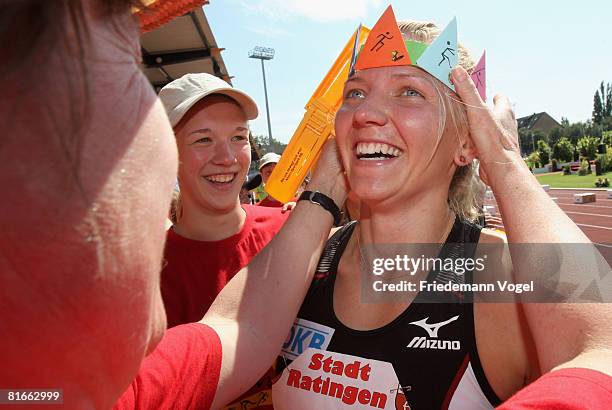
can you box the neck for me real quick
[359,188,454,245]
[173,198,247,242]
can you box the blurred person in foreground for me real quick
[0,1,344,408]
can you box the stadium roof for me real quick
[140,2,231,92]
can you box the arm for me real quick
[202,140,347,408]
[452,67,612,389]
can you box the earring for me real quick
[460,155,466,164]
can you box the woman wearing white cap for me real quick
[157,73,289,329]
[256,152,284,207]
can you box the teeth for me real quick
[205,174,235,183]
[355,142,403,158]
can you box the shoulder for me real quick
[475,227,513,284]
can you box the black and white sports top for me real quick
[271,218,501,410]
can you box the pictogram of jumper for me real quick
[438,41,456,67]
[371,32,393,52]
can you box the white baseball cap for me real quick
[159,73,259,127]
[259,152,281,170]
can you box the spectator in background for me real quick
[259,152,280,184]
[257,152,288,207]
[240,173,262,204]
[158,73,288,328]
[254,152,278,204]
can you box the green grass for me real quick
[536,171,612,188]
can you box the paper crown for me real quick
[351,5,486,101]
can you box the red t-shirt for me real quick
[114,323,221,410]
[497,368,612,409]
[161,205,288,328]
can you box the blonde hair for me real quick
[397,20,481,222]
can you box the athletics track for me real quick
[483,188,612,249]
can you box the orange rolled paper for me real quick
[265,26,370,204]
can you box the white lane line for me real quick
[576,223,612,230]
[550,193,610,197]
[564,211,612,218]
[552,195,611,200]
[557,203,612,209]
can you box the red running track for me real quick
[483,188,612,246]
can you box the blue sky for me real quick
[205,0,611,143]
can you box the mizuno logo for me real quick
[406,337,460,350]
[408,315,459,338]
[406,315,461,351]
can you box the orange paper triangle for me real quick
[354,5,410,70]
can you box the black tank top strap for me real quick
[314,221,357,278]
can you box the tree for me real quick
[560,121,586,145]
[603,131,612,146]
[593,87,604,124]
[593,81,612,124]
[252,134,287,156]
[602,116,612,133]
[584,119,603,139]
[577,136,599,160]
[606,82,612,118]
[561,117,570,127]
[552,137,574,162]
[532,129,547,145]
[518,128,534,155]
[527,151,541,168]
[548,126,562,147]
[537,140,551,166]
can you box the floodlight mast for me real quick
[249,46,275,140]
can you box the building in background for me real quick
[517,112,562,133]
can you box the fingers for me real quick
[491,94,520,150]
[492,94,515,120]
[451,66,492,129]
[451,66,486,108]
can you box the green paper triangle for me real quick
[405,40,427,62]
